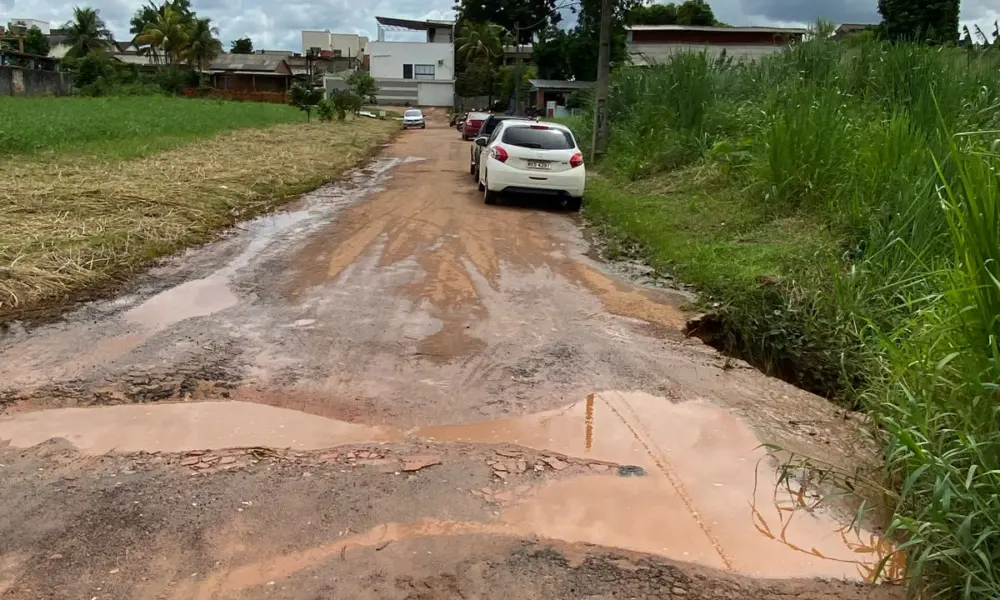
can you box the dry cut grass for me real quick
[0,118,398,323]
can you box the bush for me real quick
[580,37,1000,597]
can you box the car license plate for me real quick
[526,161,550,170]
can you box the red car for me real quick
[462,112,490,141]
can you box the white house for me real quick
[366,16,454,107]
[6,18,50,34]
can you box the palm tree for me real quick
[63,6,113,58]
[456,22,509,107]
[181,17,222,74]
[135,5,189,65]
[130,1,163,64]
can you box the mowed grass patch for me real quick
[0,118,398,323]
[0,96,304,157]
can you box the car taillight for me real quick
[570,152,583,168]
[492,146,509,162]
[529,125,549,130]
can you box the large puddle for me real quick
[417,391,901,582]
[0,401,400,453]
[0,391,902,582]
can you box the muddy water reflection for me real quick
[417,391,900,581]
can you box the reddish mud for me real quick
[0,116,899,598]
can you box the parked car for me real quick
[469,115,534,179]
[402,109,426,129]
[476,121,585,211]
[461,111,490,140]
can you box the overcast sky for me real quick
[2,0,997,51]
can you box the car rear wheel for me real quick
[483,177,496,204]
[565,196,583,212]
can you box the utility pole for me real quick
[513,22,521,116]
[590,0,613,162]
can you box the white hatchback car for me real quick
[476,121,585,211]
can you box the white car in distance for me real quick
[402,109,425,129]
[476,121,585,211]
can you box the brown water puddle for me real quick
[417,391,901,582]
[0,401,401,454]
[0,392,902,583]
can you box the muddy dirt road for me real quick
[0,118,901,599]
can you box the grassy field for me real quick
[0,96,305,157]
[0,97,398,323]
[573,40,1000,598]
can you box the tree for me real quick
[289,84,324,121]
[24,26,51,56]
[182,17,222,73]
[454,0,562,43]
[628,3,678,25]
[135,5,190,65]
[676,0,716,25]
[230,36,254,54]
[532,0,640,81]
[877,0,960,44]
[456,21,507,106]
[345,70,379,103]
[627,1,717,26]
[63,6,113,58]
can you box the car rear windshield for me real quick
[468,112,489,121]
[501,126,575,150]
[404,110,422,117]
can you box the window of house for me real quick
[403,64,413,79]
[414,64,435,80]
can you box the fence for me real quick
[1,66,72,96]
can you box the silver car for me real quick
[402,109,425,129]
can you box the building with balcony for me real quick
[366,16,454,106]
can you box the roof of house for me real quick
[375,16,454,31]
[834,23,876,35]
[209,54,289,72]
[528,79,594,91]
[628,24,808,34]
[111,54,158,65]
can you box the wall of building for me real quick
[7,19,50,34]
[374,79,418,105]
[630,29,801,44]
[0,66,72,96]
[366,41,453,81]
[302,31,328,54]
[301,31,364,58]
[417,81,453,106]
[628,42,791,65]
[329,33,363,57]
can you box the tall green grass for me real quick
[0,96,303,157]
[582,38,1000,597]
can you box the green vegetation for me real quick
[230,36,254,54]
[53,1,224,97]
[572,38,1000,599]
[0,96,303,157]
[878,0,960,44]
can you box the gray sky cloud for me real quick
[2,0,998,50]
